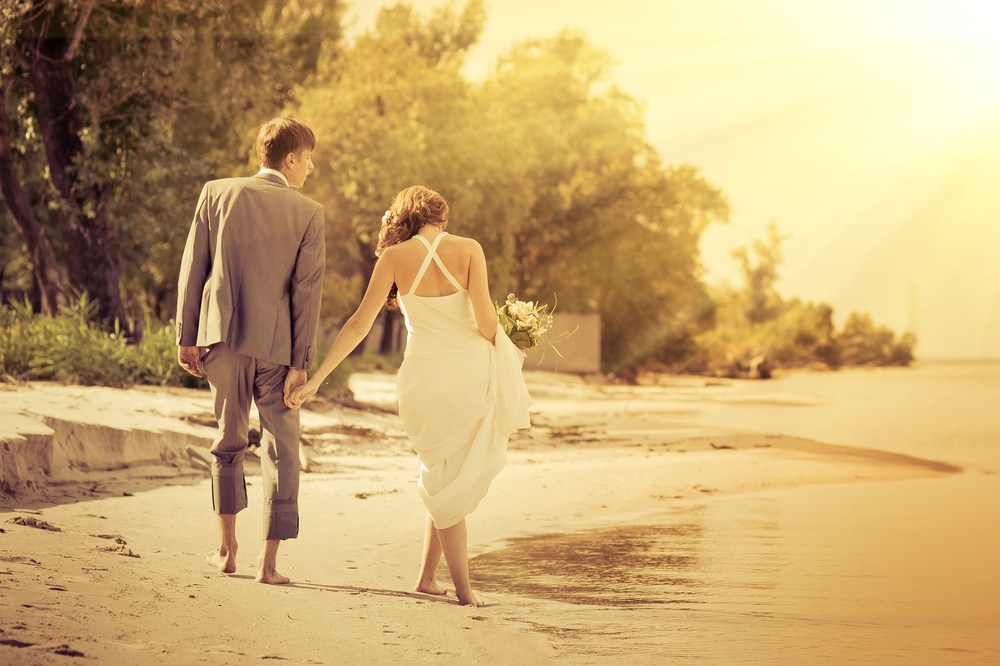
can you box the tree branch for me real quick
[63,0,97,61]
[0,80,65,313]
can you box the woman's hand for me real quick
[285,378,321,410]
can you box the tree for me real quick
[0,0,343,329]
[693,224,916,376]
[296,1,493,350]
[484,32,729,370]
[294,12,730,369]
[0,80,64,313]
[0,1,127,324]
[731,221,786,324]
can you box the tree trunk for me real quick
[0,83,64,314]
[25,3,128,330]
[379,308,399,354]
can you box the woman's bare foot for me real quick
[455,587,485,607]
[205,547,236,574]
[414,579,448,596]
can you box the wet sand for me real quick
[1,366,992,663]
[472,475,999,663]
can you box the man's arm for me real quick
[176,184,212,375]
[289,206,326,370]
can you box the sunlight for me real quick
[873,0,1000,112]
[339,0,1000,357]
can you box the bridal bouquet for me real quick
[496,294,554,351]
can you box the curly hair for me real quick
[375,186,450,310]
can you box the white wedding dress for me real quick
[396,233,532,529]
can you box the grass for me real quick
[0,297,203,387]
[0,297,401,402]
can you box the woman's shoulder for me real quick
[443,233,482,251]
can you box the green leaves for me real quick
[0,295,202,387]
[692,230,916,376]
[291,12,730,370]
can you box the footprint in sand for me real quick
[51,645,86,657]
[354,489,401,500]
[93,534,140,558]
[0,638,81,659]
[5,517,60,531]
[0,556,42,566]
[97,545,140,558]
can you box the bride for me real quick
[287,185,531,607]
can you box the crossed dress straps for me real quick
[408,233,465,295]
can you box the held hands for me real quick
[283,368,309,409]
[285,378,320,410]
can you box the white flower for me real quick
[496,293,556,351]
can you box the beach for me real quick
[1,363,997,664]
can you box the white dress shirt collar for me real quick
[257,168,289,187]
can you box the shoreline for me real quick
[0,374,965,663]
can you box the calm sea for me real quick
[473,361,1000,664]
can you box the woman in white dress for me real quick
[287,186,531,607]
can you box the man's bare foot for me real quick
[414,579,448,596]
[255,568,290,585]
[455,588,485,607]
[256,554,290,585]
[205,547,236,574]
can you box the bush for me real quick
[0,297,203,388]
[0,297,403,398]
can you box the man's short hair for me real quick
[256,118,316,169]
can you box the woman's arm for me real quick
[286,250,397,408]
[467,240,497,343]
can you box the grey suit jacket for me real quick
[175,173,325,369]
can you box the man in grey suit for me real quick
[175,117,325,584]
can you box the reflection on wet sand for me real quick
[473,476,998,664]
[466,362,1000,663]
[474,522,707,607]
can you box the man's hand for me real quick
[284,368,308,408]
[286,379,320,410]
[178,346,204,378]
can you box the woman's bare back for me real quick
[390,233,476,297]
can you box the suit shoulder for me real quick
[288,189,323,212]
[207,176,255,188]
[202,176,256,195]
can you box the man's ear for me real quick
[283,152,296,169]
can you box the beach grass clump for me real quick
[0,297,199,388]
[0,297,393,398]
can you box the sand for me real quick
[0,372,962,664]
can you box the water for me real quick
[677,360,1000,471]
[472,361,1000,664]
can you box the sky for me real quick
[343,0,1000,358]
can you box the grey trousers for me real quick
[202,342,300,540]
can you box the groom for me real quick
[175,117,325,584]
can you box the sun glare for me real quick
[876,0,1000,109]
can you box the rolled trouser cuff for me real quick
[264,499,299,540]
[212,462,248,515]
